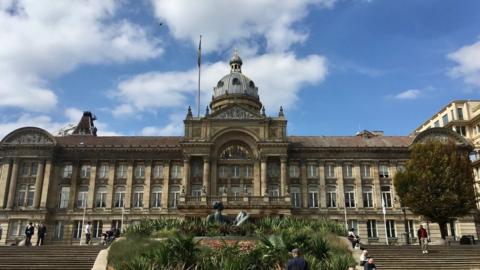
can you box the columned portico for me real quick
[33,159,45,209]
[6,159,19,209]
[202,157,210,195]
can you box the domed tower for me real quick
[210,50,262,112]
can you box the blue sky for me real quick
[1,0,479,137]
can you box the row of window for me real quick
[8,219,414,240]
[62,164,180,179]
[433,107,464,128]
[59,186,182,209]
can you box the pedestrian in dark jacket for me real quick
[37,223,47,246]
[418,224,429,254]
[25,222,34,246]
[287,248,308,270]
[363,258,376,270]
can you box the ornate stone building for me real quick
[0,53,477,245]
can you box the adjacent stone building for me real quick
[0,52,477,245]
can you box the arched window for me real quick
[232,78,241,85]
[219,145,251,160]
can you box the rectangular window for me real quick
[80,165,91,179]
[232,165,240,178]
[72,221,82,239]
[379,164,389,178]
[386,220,396,238]
[171,165,182,179]
[15,185,26,207]
[153,164,163,179]
[231,186,241,198]
[245,165,253,178]
[63,164,73,178]
[289,165,300,178]
[288,165,300,178]
[114,187,125,208]
[268,185,280,197]
[362,186,374,208]
[361,163,371,178]
[20,162,29,177]
[98,164,108,179]
[455,126,466,136]
[133,187,144,208]
[151,186,162,208]
[30,162,38,176]
[53,221,64,240]
[92,220,103,238]
[348,219,358,233]
[268,163,280,177]
[344,186,355,208]
[26,185,35,206]
[290,187,301,208]
[192,163,202,177]
[442,114,449,126]
[457,107,464,120]
[95,186,107,208]
[308,187,319,208]
[218,166,228,178]
[8,220,27,237]
[367,220,377,238]
[191,185,202,198]
[326,186,337,208]
[434,120,440,127]
[307,164,318,178]
[325,163,335,178]
[168,186,180,208]
[59,186,70,209]
[407,220,415,239]
[381,186,392,207]
[111,220,122,232]
[76,186,88,208]
[134,164,145,179]
[343,164,353,178]
[116,163,127,179]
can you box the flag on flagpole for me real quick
[197,35,202,67]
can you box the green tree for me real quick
[394,139,476,239]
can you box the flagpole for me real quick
[197,35,202,117]
[121,199,124,233]
[382,197,389,245]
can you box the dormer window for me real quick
[217,80,224,87]
[232,78,241,85]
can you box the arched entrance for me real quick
[216,142,254,197]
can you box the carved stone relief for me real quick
[213,106,261,120]
[7,134,54,145]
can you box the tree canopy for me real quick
[394,139,476,239]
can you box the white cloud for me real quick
[393,89,421,100]
[448,40,480,88]
[151,0,335,53]
[113,53,327,115]
[141,113,184,136]
[0,0,162,112]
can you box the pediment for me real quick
[209,105,263,120]
[1,127,56,146]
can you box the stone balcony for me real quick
[177,195,292,209]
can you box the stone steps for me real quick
[0,245,104,270]
[365,245,480,270]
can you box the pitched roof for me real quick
[56,136,182,147]
[288,136,413,148]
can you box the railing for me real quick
[178,195,291,208]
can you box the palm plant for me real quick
[256,235,289,269]
[166,233,201,269]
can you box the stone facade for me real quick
[0,53,478,245]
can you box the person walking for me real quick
[363,258,376,270]
[85,221,92,245]
[359,247,369,266]
[37,222,47,246]
[287,248,309,270]
[418,224,429,254]
[25,222,34,246]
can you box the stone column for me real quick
[6,159,19,209]
[372,161,382,209]
[182,158,190,195]
[124,160,133,209]
[33,160,46,209]
[210,160,217,196]
[319,161,326,208]
[68,162,79,210]
[354,161,363,209]
[144,161,152,209]
[105,161,115,209]
[87,161,97,209]
[161,161,170,208]
[253,159,260,196]
[0,159,12,208]
[260,158,267,196]
[39,160,52,209]
[203,157,210,195]
[280,157,287,196]
[336,162,345,209]
[300,162,308,208]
